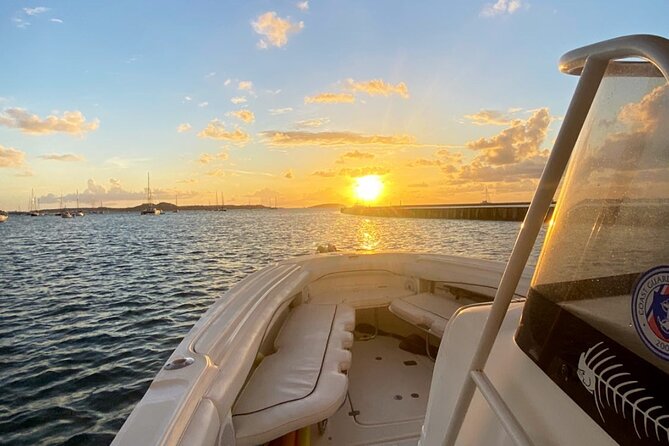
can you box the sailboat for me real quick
[0,210,8,223]
[175,193,179,213]
[141,173,161,215]
[113,35,669,446]
[60,194,73,218]
[29,189,42,216]
[75,190,84,217]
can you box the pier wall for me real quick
[341,203,555,222]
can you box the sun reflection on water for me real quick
[357,218,381,250]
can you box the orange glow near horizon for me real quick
[354,175,384,203]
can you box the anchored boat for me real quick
[114,35,669,446]
[0,211,8,223]
[141,172,162,215]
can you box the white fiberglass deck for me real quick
[312,335,434,445]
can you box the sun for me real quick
[354,175,384,202]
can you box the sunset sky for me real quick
[1,1,668,209]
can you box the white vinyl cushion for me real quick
[232,304,355,445]
[389,292,464,337]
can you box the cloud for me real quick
[12,17,30,28]
[295,117,329,128]
[341,150,375,160]
[24,7,49,16]
[224,79,232,86]
[50,18,63,23]
[464,109,515,126]
[104,156,149,168]
[269,107,293,115]
[252,12,304,49]
[238,81,253,91]
[205,72,216,78]
[0,108,99,135]
[312,170,336,177]
[305,93,355,104]
[198,101,209,108]
[457,155,547,182]
[248,187,280,199]
[198,151,229,164]
[0,145,25,168]
[284,169,294,179]
[296,1,309,11]
[338,166,390,177]
[177,123,192,133]
[231,96,247,104]
[198,153,213,164]
[346,79,410,99]
[184,96,193,102]
[207,168,274,178]
[407,158,444,167]
[408,182,429,188]
[39,153,85,162]
[261,130,415,147]
[177,178,197,184]
[229,109,255,123]
[481,0,523,17]
[198,119,250,143]
[466,108,550,165]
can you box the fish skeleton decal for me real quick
[577,342,669,442]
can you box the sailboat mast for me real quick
[147,172,151,204]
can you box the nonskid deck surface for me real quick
[312,335,434,445]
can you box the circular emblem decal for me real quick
[632,265,669,360]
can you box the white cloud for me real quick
[252,11,304,49]
[177,123,192,133]
[481,0,523,17]
[105,156,149,168]
[12,17,30,28]
[269,107,293,115]
[50,18,63,24]
[198,102,209,108]
[23,7,49,16]
[224,78,232,86]
[295,117,329,128]
[205,72,216,78]
[231,96,247,104]
[184,96,192,102]
[39,153,85,162]
[0,108,99,135]
[296,1,309,11]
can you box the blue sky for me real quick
[1,1,668,209]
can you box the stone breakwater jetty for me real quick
[341,202,556,222]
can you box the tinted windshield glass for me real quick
[531,62,669,369]
[516,61,669,446]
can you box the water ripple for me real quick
[0,209,545,445]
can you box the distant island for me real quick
[308,203,345,209]
[8,202,277,214]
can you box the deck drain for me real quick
[394,394,403,400]
[403,360,417,366]
[411,393,420,398]
[375,356,382,360]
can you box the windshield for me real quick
[516,60,669,446]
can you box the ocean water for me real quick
[0,209,546,445]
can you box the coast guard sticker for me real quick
[632,266,669,360]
